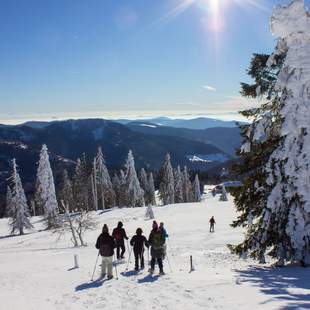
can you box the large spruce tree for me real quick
[230,0,310,265]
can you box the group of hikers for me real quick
[95,216,215,280]
[95,220,169,279]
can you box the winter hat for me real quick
[136,228,143,235]
[117,221,123,228]
[152,221,158,230]
[102,224,109,233]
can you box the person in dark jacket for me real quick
[148,221,165,275]
[209,216,216,232]
[130,228,149,271]
[95,224,116,279]
[112,221,129,259]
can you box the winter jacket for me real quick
[130,235,149,253]
[112,227,129,245]
[160,228,169,241]
[148,229,165,259]
[96,233,116,257]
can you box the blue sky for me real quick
[0,0,305,123]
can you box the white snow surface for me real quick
[1,190,310,310]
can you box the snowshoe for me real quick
[159,270,165,276]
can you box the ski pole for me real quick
[147,247,150,265]
[114,253,119,280]
[125,245,133,271]
[166,250,173,273]
[91,251,100,281]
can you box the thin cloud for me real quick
[203,85,217,92]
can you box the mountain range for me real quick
[0,117,242,216]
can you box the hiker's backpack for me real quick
[114,230,123,242]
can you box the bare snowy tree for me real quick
[56,201,98,247]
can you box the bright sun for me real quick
[165,0,268,33]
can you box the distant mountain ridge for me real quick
[116,116,244,130]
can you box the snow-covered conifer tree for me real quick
[35,145,59,229]
[6,186,13,217]
[73,157,91,211]
[145,204,155,220]
[193,174,202,202]
[139,168,149,201]
[9,159,33,235]
[147,172,156,206]
[174,166,183,203]
[219,185,228,202]
[231,0,310,265]
[112,173,121,206]
[182,166,193,203]
[94,147,115,209]
[59,169,74,212]
[159,154,175,205]
[124,150,145,207]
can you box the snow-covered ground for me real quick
[1,190,310,310]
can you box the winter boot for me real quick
[107,275,113,280]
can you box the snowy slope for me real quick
[1,190,310,310]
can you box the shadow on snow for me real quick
[75,279,107,291]
[235,266,310,310]
[137,274,160,284]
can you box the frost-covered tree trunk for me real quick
[9,159,33,235]
[159,154,175,205]
[35,145,59,229]
[94,147,115,209]
[193,174,202,202]
[124,150,145,207]
[174,166,184,203]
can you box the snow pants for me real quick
[210,224,215,232]
[151,257,163,272]
[134,250,144,269]
[101,256,113,277]
[116,243,126,259]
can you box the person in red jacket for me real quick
[209,216,216,232]
[112,221,129,259]
[95,224,116,279]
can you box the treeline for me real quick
[5,145,202,235]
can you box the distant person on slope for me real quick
[95,224,116,279]
[112,221,129,259]
[148,221,165,275]
[209,216,216,233]
[159,222,169,259]
[130,228,149,271]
